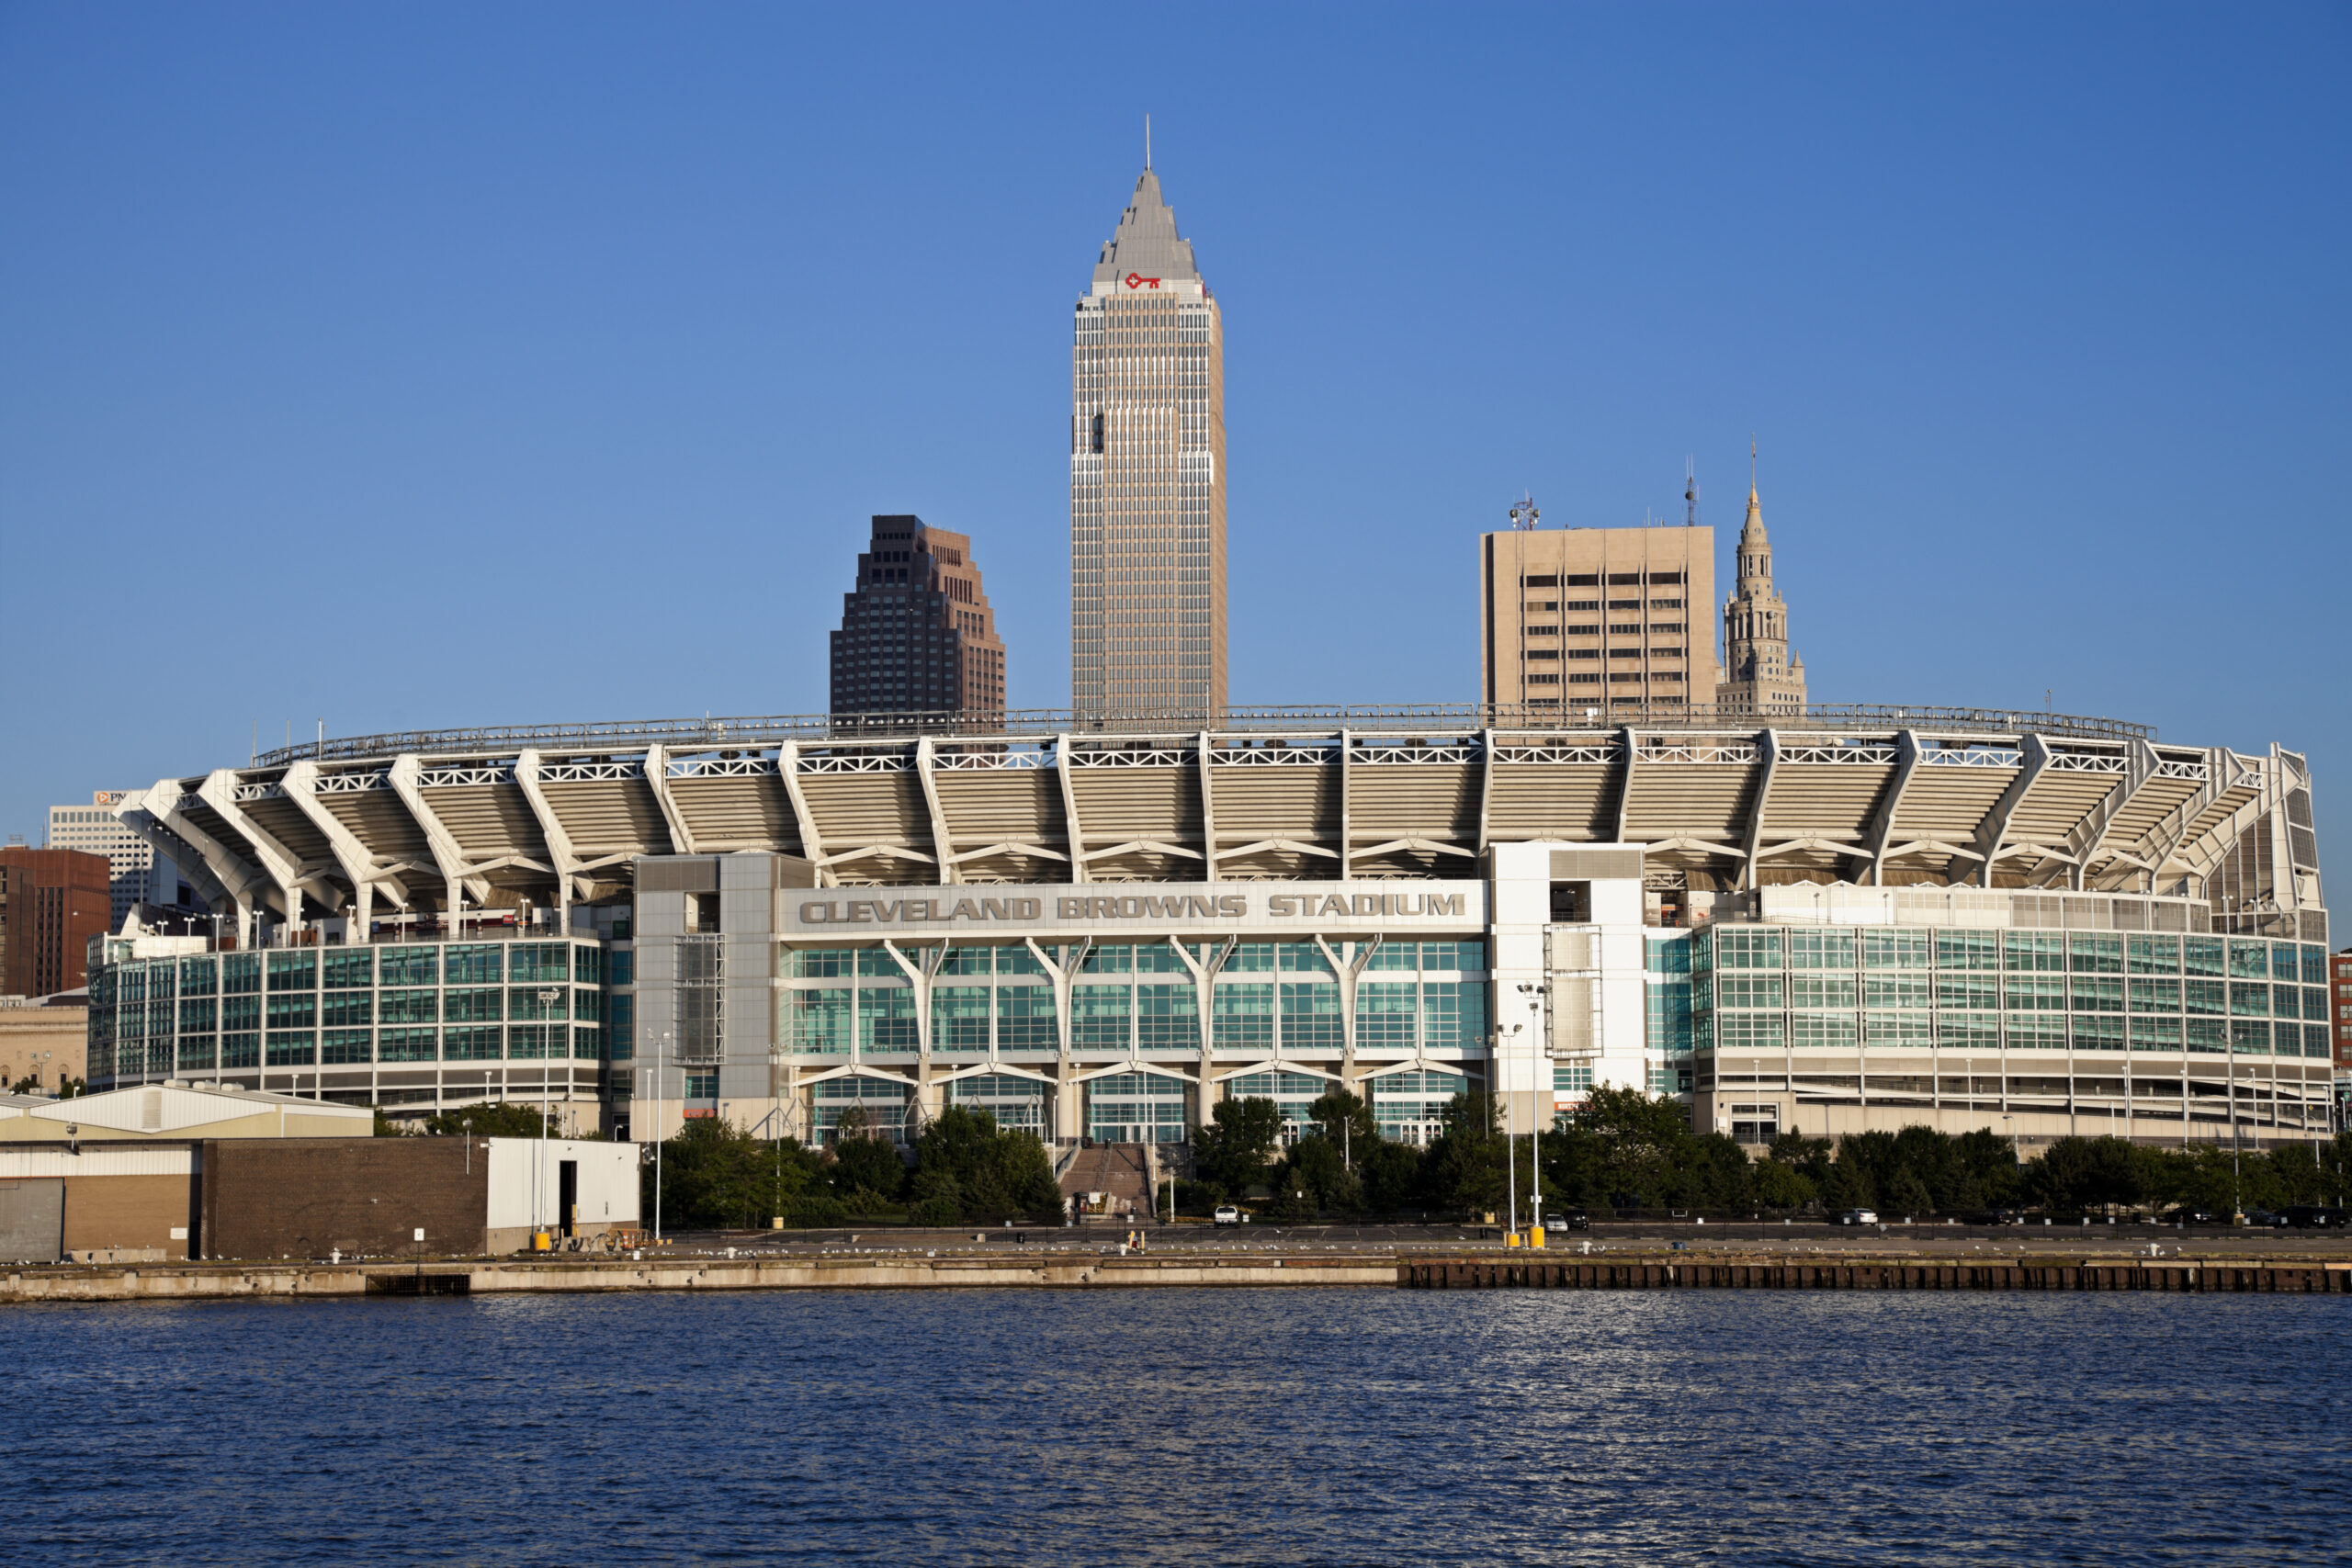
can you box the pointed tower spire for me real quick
[1145,113,1152,171]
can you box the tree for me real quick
[1276,1133,1363,1216]
[1307,1088,1377,1159]
[1421,1092,1509,1215]
[909,1106,1061,1224]
[645,1117,831,1230]
[828,1112,910,1209]
[1193,1096,1283,1199]
[1358,1136,1430,1213]
[423,1102,554,1138]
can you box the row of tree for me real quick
[1182,1087,2352,1220]
[643,1105,1062,1231]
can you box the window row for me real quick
[786,940,1487,978]
[110,986,603,1036]
[101,1023,606,1074]
[1700,929,2324,982]
[1705,973,2329,1018]
[1703,1012,2334,1058]
[103,942,612,998]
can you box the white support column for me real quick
[283,761,405,937]
[1028,935,1091,1143]
[1612,728,1637,844]
[914,738,957,885]
[1317,933,1378,1083]
[1972,732,2051,889]
[1196,731,1216,882]
[124,782,264,934]
[2067,737,2159,891]
[1476,728,1498,853]
[777,742,827,886]
[1860,730,1922,887]
[1171,934,1231,1095]
[1743,730,1781,892]
[643,745,696,857]
[1056,734,1089,884]
[1336,728,1353,881]
[388,753,488,917]
[198,770,308,930]
[513,750,582,925]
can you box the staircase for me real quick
[1059,1143,1150,1218]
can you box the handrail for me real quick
[254,702,2154,767]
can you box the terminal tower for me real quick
[1714,480,1807,716]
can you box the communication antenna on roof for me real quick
[1509,491,1540,531]
[1685,457,1700,528]
[1145,114,1152,171]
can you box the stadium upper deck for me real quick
[117,703,2324,948]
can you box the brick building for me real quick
[0,847,112,998]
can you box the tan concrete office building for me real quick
[1071,164,1226,720]
[1480,525,1718,711]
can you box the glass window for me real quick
[2231,1020,2271,1055]
[2128,935,2180,975]
[1717,929,1782,969]
[2302,945,2330,986]
[322,950,374,989]
[1863,1012,1932,1048]
[380,947,438,987]
[1356,981,1418,1048]
[1364,942,1419,972]
[1861,930,1932,970]
[1714,1012,1783,1051]
[265,1030,316,1066]
[176,1037,217,1072]
[2129,1017,2181,1052]
[2306,987,2332,1022]
[378,989,437,1026]
[178,997,217,1034]
[2183,937,2226,977]
[996,945,1045,977]
[1787,1012,1856,1050]
[266,992,317,1029]
[933,987,990,1052]
[1936,976,2000,1011]
[861,988,919,1052]
[1278,943,1332,974]
[1935,931,2000,972]
[988,987,1051,1050]
[222,1033,260,1069]
[573,946,604,986]
[2229,985,2270,1018]
[2184,979,2226,1016]
[1786,931,1855,969]
[1071,986,1130,1049]
[222,995,260,1032]
[1941,1013,2000,1051]
[222,953,262,994]
[793,990,852,1055]
[508,1024,567,1060]
[2128,977,2179,1012]
[444,1025,503,1061]
[2003,933,2065,973]
[2227,940,2268,978]
[180,956,218,995]
[510,944,569,984]
[379,1028,438,1063]
[2072,1015,2125,1051]
[322,992,372,1027]
[447,945,503,985]
[2007,1018,2067,1052]
[2069,935,2123,974]
[1279,983,1342,1050]
[608,994,633,1056]
[1214,984,1274,1049]
[445,988,503,1023]
[266,952,317,991]
[2070,976,2124,1013]
[1136,986,1199,1050]
[322,1029,372,1065]
[1789,976,1857,1010]
[791,949,854,978]
[1423,940,1487,973]
[2185,1018,2227,1054]
[1224,942,1276,973]
[939,948,994,976]
[2003,976,2067,1012]
[609,951,634,987]
[510,987,570,1021]
[1718,974,1784,1010]
[1132,942,1187,975]
[1080,944,1134,975]
[1863,976,1932,1010]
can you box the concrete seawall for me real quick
[7,1251,2351,1303]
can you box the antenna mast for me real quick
[1685,457,1700,527]
[1509,491,1540,531]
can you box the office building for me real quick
[0,848,111,998]
[49,791,190,928]
[86,702,2327,1155]
[830,515,1006,721]
[1071,164,1227,719]
[1715,483,1807,715]
[1480,523,1718,711]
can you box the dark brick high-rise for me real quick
[0,847,112,998]
[830,515,1006,721]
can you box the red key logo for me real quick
[1124,272,1162,290]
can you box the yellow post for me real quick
[532,1231,552,1251]
[1530,1225,1546,1249]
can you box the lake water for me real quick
[6,1289,2346,1564]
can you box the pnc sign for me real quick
[1123,272,1163,290]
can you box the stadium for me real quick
[88,702,2332,1153]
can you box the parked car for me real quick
[2242,1209,2287,1228]
[1213,1205,1241,1227]
[1835,1209,1880,1226]
[2173,1208,2217,1224]
[2286,1206,2348,1229]
[1554,1207,1591,1231]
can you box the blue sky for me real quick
[3,5,2346,897]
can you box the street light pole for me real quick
[1519,982,1547,1240]
[537,987,562,1241]
[655,1028,672,1244]
[1503,1025,1519,1243]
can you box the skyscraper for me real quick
[829,515,1006,722]
[1479,523,1718,712]
[1714,483,1807,715]
[1070,164,1226,720]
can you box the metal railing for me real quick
[255,702,2154,766]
